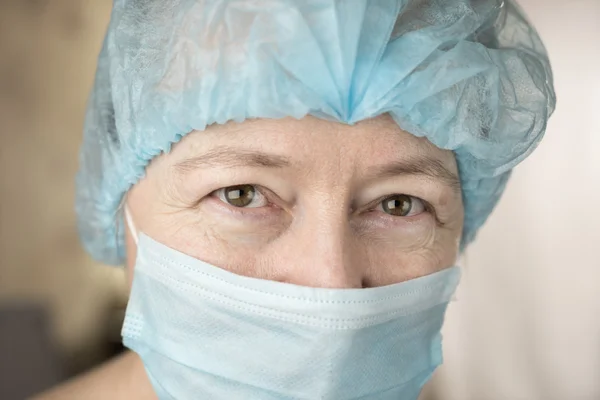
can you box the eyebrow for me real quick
[174,145,291,173]
[365,156,461,193]
[173,146,461,192]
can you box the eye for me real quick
[214,184,268,208]
[378,194,425,217]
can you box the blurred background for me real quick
[0,1,125,398]
[0,0,598,399]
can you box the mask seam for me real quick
[136,266,451,329]
[144,248,457,305]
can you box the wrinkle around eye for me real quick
[169,164,298,208]
[354,175,461,220]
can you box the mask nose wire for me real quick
[124,205,139,245]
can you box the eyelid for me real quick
[363,194,437,219]
[375,195,426,217]
[213,185,277,210]
[250,185,279,206]
[216,186,267,208]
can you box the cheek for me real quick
[364,251,433,286]
[414,228,462,274]
[363,231,458,285]
[148,216,272,280]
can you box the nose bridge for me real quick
[286,198,365,289]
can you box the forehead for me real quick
[167,114,456,168]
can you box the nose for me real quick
[277,209,367,289]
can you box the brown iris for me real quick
[381,194,413,216]
[224,185,256,207]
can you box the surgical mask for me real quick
[122,209,460,399]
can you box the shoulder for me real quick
[31,351,157,400]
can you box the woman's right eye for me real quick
[214,185,269,208]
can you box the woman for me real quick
[37,0,555,399]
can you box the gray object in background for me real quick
[0,305,65,400]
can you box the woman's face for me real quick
[125,114,464,288]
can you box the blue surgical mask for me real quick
[122,211,460,399]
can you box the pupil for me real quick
[225,185,255,207]
[383,195,412,216]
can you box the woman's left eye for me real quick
[377,194,426,217]
[214,185,268,208]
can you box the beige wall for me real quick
[429,1,600,399]
[0,0,598,398]
[0,0,126,373]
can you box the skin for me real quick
[35,114,464,399]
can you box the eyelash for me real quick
[211,185,439,222]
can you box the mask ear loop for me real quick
[124,205,139,245]
[450,250,469,303]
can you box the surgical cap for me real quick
[77,0,556,265]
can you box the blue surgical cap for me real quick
[77,0,555,265]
